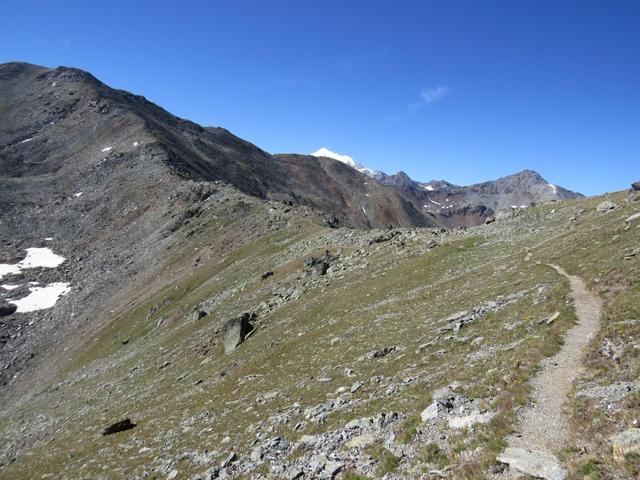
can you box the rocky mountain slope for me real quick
[1,175,638,479]
[0,60,434,399]
[1,62,639,480]
[0,62,436,231]
[311,148,583,227]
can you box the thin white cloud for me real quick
[408,86,450,112]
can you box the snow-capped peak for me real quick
[311,147,386,180]
[312,147,358,168]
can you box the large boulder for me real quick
[632,181,640,192]
[0,303,17,317]
[596,200,618,213]
[497,447,566,480]
[611,428,640,461]
[101,418,136,436]
[448,410,494,429]
[223,313,254,354]
[625,212,640,224]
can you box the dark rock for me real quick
[0,304,17,317]
[221,451,236,468]
[223,313,255,353]
[101,418,136,436]
[425,239,438,249]
[304,256,319,267]
[632,181,640,192]
[370,230,399,244]
[485,216,495,224]
[312,261,329,277]
[189,310,208,322]
[325,214,340,228]
[261,271,274,280]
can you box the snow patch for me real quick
[102,146,113,152]
[44,237,53,241]
[133,141,140,147]
[427,197,441,206]
[1,284,21,291]
[312,147,357,167]
[422,185,435,191]
[311,147,384,179]
[9,282,71,312]
[548,183,557,194]
[19,248,66,269]
[74,192,83,198]
[0,247,66,280]
[20,138,34,144]
[0,264,21,278]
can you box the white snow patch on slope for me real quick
[548,183,557,194]
[19,248,66,269]
[74,192,83,198]
[311,147,384,179]
[9,282,71,312]
[21,138,34,144]
[312,147,357,167]
[1,284,21,291]
[0,264,21,278]
[0,247,66,280]
[102,146,113,152]
[421,185,435,191]
[427,197,441,206]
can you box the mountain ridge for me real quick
[0,62,438,230]
[309,147,583,226]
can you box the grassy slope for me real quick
[0,189,638,479]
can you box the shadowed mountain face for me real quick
[0,62,437,231]
[381,169,583,227]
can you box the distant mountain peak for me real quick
[311,147,385,180]
[311,147,361,170]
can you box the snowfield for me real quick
[0,247,66,280]
[9,282,71,312]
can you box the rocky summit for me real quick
[1,63,639,480]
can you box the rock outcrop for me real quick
[223,313,255,353]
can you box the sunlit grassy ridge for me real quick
[1,188,638,479]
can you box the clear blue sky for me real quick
[3,1,639,195]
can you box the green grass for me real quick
[365,443,401,476]
[421,443,449,468]
[2,189,639,479]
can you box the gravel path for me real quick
[510,264,602,452]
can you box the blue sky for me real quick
[2,1,639,195]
